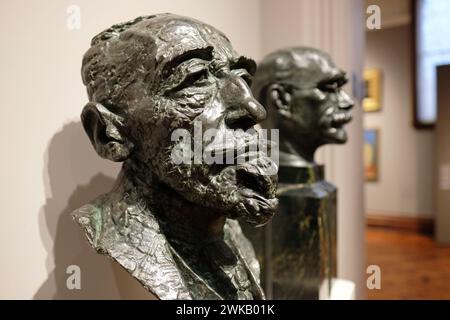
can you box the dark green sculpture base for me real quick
[242,164,337,299]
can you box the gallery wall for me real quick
[364,25,435,218]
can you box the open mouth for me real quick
[235,158,278,199]
[211,153,278,198]
[234,157,278,226]
[209,153,278,226]
[208,137,278,191]
[205,135,279,225]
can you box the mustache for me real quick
[203,135,277,161]
[320,108,352,128]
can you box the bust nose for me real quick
[221,76,266,130]
[338,91,355,110]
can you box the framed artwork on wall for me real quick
[364,128,379,182]
[363,68,382,112]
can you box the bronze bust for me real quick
[252,47,354,167]
[72,14,278,300]
[245,47,354,298]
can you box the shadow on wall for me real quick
[34,121,152,299]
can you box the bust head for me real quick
[252,47,354,164]
[81,13,278,227]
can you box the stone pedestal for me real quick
[242,164,337,299]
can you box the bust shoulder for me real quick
[71,190,191,300]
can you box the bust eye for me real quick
[172,69,210,92]
[318,81,339,93]
[189,69,209,84]
[318,77,348,93]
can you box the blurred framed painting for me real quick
[364,128,379,181]
[363,68,382,112]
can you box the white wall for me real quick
[0,0,262,299]
[365,0,411,29]
[260,0,366,299]
[364,25,435,218]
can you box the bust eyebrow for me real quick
[320,71,348,86]
[161,46,213,79]
[230,56,257,76]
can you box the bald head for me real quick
[252,47,346,104]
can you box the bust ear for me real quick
[266,84,292,118]
[81,102,134,162]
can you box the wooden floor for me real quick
[366,227,450,299]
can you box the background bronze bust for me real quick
[72,13,278,300]
[245,47,354,299]
[252,47,354,167]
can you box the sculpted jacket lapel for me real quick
[72,193,191,300]
[72,188,264,300]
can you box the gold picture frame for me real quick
[363,68,382,112]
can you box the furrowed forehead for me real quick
[156,21,211,62]
[150,18,237,68]
[117,15,239,69]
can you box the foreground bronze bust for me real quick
[72,14,278,300]
[245,47,354,298]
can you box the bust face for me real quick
[81,14,278,226]
[254,48,354,150]
[288,51,354,144]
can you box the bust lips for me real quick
[214,154,278,227]
[235,155,278,199]
[206,137,278,197]
[236,159,279,227]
